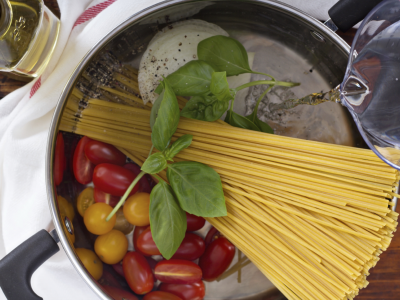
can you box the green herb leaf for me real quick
[165,135,193,161]
[150,89,164,130]
[141,152,167,174]
[181,95,229,122]
[167,161,226,217]
[246,112,274,134]
[156,60,215,96]
[150,181,186,259]
[210,71,233,102]
[225,110,261,131]
[151,79,180,151]
[198,36,252,76]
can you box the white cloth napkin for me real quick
[0,0,338,299]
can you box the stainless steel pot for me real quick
[0,0,385,299]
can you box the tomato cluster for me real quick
[55,134,237,299]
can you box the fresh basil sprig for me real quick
[151,79,180,151]
[154,60,215,96]
[181,95,229,122]
[150,180,186,259]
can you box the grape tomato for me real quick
[57,195,75,221]
[102,285,138,300]
[112,262,124,278]
[123,252,154,295]
[94,186,120,207]
[155,259,202,284]
[124,163,152,193]
[84,202,116,235]
[186,213,205,232]
[159,281,205,300]
[143,291,183,300]
[113,209,134,235]
[73,136,95,184]
[93,163,139,197]
[76,248,103,280]
[172,233,205,261]
[94,229,128,264]
[77,187,95,217]
[123,193,150,226]
[98,270,122,289]
[54,132,65,186]
[204,226,221,247]
[136,227,160,256]
[133,226,149,255]
[84,140,126,166]
[199,237,235,282]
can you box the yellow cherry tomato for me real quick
[123,192,150,226]
[94,229,128,264]
[84,202,116,235]
[113,208,134,235]
[76,248,103,280]
[58,195,75,221]
[77,187,95,217]
[60,212,75,244]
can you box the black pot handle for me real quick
[329,0,383,32]
[0,230,60,300]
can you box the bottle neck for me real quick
[0,0,12,39]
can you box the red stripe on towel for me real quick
[73,0,117,28]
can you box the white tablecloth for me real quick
[0,1,339,299]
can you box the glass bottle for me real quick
[0,0,60,77]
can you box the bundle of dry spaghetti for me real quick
[61,66,398,300]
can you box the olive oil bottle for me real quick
[0,0,60,77]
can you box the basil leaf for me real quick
[165,135,193,161]
[198,36,252,76]
[141,152,167,174]
[246,112,274,134]
[161,60,215,96]
[150,181,186,259]
[154,83,163,95]
[181,95,229,122]
[167,161,226,217]
[225,110,261,131]
[210,71,233,102]
[150,89,164,130]
[151,79,180,151]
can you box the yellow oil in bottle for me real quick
[0,0,60,77]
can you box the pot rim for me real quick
[45,0,350,298]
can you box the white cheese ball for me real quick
[138,19,228,104]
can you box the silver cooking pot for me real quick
[0,0,384,299]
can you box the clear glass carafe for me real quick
[0,0,60,77]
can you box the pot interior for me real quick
[52,1,365,299]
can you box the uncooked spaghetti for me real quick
[60,69,398,300]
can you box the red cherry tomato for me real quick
[84,140,126,166]
[123,252,154,295]
[93,163,139,196]
[199,237,235,282]
[155,260,202,284]
[136,227,160,256]
[143,291,182,300]
[145,256,158,283]
[159,282,205,300]
[94,186,120,207]
[112,262,124,278]
[124,163,152,193]
[102,285,138,300]
[133,226,149,255]
[98,270,122,289]
[186,213,205,232]
[172,233,205,261]
[73,136,95,184]
[54,132,65,186]
[204,226,221,247]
